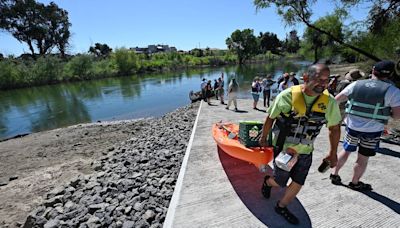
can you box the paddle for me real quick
[221,125,237,139]
[216,122,237,139]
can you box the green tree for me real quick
[190,48,204,57]
[254,0,382,61]
[0,0,71,57]
[258,31,282,54]
[226,29,258,64]
[302,14,344,63]
[284,30,300,53]
[89,43,113,58]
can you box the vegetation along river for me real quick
[0,60,310,140]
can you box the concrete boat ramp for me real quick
[164,99,400,228]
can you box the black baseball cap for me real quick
[374,60,395,76]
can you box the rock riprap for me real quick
[23,103,199,228]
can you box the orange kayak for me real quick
[212,123,274,172]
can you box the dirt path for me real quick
[0,120,142,227]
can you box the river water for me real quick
[0,61,310,140]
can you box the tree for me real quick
[254,0,384,61]
[258,31,282,54]
[284,30,300,53]
[342,0,399,34]
[89,43,113,58]
[226,29,258,64]
[189,48,204,57]
[0,0,71,57]
[302,14,344,63]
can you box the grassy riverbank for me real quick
[0,49,286,90]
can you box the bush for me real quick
[91,59,116,77]
[63,54,94,80]
[0,59,22,89]
[112,48,139,75]
[31,56,64,84]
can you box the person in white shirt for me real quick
[251,77,262,110]
[226,78,239,111]
[332,60,400,191]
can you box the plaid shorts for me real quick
[343,127,383,157]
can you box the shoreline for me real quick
[0,103,199,227]
[1,61,393,227]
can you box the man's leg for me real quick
[279,181,302,207]
[331,127,359,184]
[351,153,369,184]
[333,149,351,175]
[263,91,267,107]
[349,131,380,190]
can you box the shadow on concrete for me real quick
[360,191,400,214]
[234,109,248,113]
[333,182,400,214]
[377,147,400,159]
[218,146,312,227]
[254,108,267,113]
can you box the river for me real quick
[0,61,310,140]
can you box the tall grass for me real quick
[0,50,238,89]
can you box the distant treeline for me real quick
[0,48,283,90]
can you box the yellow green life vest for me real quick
[290,85,329,117]
[273,85,330,147]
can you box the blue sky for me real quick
[0,0,370,56]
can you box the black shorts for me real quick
[273,153,313,186]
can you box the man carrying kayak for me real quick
[259,63,341,224]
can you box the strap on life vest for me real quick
[345,99,391,123]
[291,85,329,117]
[273,85,330,150]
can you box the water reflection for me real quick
[0,61,309,140]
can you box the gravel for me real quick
[22,103,199,228]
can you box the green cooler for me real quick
[239,121,264,147]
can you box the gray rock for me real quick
[124,206,132,214]
[43,195,63,207]
[21,104,199,227]
[143,209,155,221]
[86,215,100,228]
[69,176,81,188]
[122,220,135,228]
[64,200,75,209]
[133,202,143,211]
[88,203,108,214]
[46,186,65,199]
[43,219,60,228]
[23,214,47,228]
[54,206,64,214]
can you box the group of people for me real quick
[251,72,300,110]
[257,60,400,225]
[200,73,240,111]
[201,77,224,105]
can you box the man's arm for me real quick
[259,115,275,147]
[391,106,400,119]
[334,92,348,104]
[326,124,341,167]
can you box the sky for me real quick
[0,0,370,56]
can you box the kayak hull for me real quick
[212,123,274,172]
